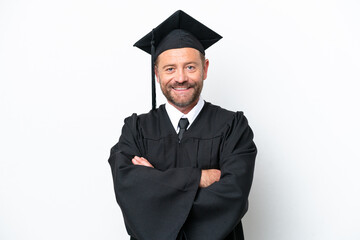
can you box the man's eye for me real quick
[187,66,195,70]
[166,68,174,72]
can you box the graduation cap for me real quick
[134,10,222,110]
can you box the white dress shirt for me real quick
[165,96,205,133]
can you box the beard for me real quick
[160,80,203,108]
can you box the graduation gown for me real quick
[108,102,257,240]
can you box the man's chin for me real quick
[169,97,198,108]
[172,102,192,108]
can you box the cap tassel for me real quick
[151,29,156,110]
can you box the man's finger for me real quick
[132,158,139,164]
[134,156,148,165]
[132,156,154,168]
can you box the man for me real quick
[109,10,257,240]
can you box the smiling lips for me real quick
[173,87,190,91]
[171,84,193,91]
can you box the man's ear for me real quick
[155,66,160,83]
[203,59,210,80]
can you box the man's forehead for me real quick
[156,48,203,65]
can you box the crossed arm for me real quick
[132,156,221,188]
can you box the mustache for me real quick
[171,83,194,88]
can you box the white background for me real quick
[1,0,359,239]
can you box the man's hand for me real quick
[132,157,220,187]
[132,156,154,168]
[199,169,221,188]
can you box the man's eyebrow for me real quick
[185,61,200,66]
[161,62,200,69]
[161,64,175,70]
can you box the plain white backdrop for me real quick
[1,0,359,239]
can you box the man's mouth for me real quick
[171,84,193,91]
[172,87,190,91]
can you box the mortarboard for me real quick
[134,10,222,110]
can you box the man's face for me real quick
[155,47,209,113]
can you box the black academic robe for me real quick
[109,102,257,240]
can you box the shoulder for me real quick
[203,102,246,125]
[123,104,167,129]
[189,102,250,139]
[204,103,256,153]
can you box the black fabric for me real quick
[155,29,205,60]
[178,118,189,142]
[109,102,257,240]
[133,10,222,58]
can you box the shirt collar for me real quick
[165,96,205,133]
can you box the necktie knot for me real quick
[178,118,189,130]
[178,118,189,142]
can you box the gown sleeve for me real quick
[182,112,257,239]
[108,114,201,240]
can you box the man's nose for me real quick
[176,69,187,83]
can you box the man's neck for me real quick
[165,97,205,132]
